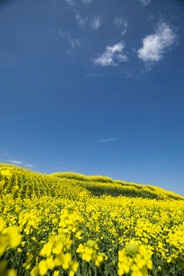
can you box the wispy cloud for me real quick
[25,163,34,168]
[82,0,92,3]
[59,30,82,48]
[68,37,82,48]
[76,14,88,28]
[91,16,101,30]
[8,160,22,165]
[93,42,128,67]
[139,0,151,7]
[137,22,176,65]
[6,159,34,168]
[63,0,75,6]
[114,17,128,35]
[99,138,116,143]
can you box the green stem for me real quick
[82,261,87,276]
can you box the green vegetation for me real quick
[51,170,183,200]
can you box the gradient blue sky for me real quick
[0,0,184,196]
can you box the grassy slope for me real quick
[0,163,183,200]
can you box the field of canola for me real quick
[0,164,184,276]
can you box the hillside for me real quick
[1,163,184,276]
[0,163,183,201]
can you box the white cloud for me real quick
[114,17,128,35]
[8,160,22,165]
[93,42,128,67]
[139,0,151,7]
[76,14,88,27]
[137,22,176,64]
[99,138,116,143]
[58,30,65,37]
[114,17,124,26]
[68,37,82,48]
[25,163,34,168]
[91,17,101,30]
[82,0,92,3]
[59,30,82,48]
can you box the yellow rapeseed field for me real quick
[0,164,184,275]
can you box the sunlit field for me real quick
[0,164,184,276]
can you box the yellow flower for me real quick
[77,240,103,267]
[46,256,55,270]
[61,253,72,270]
[82,252,92,262]
[21,241,26,247]
[7,226,22,248]
[70,260,79,274]
[52,242,63,255]
[40,242,52,257]
[1,170,12,177]
[53,271,59,276]
[0,217,6,231]
[0,180,5,188]
[7,268,17,276]
[95,255,103,267]
[118,241,153,276]
[14,185,19,191]
[38,260,48,275]
[30,266,39,276]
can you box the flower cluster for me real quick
[77,240,105,267]
[58,205,84,238]
[30,234,78,276]
[118,240,153,276]
[0,217,21,276]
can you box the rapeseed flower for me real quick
[118,240,153,276]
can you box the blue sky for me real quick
[0,0,184,196]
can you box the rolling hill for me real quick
[0,163,183,201]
